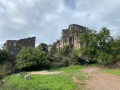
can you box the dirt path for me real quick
[82,66,120,90]
[30,70,62,75]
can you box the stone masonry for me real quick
[2,37,36,56]
[56,24,87,52]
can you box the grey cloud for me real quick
[0,0,120,49]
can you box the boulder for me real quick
[25,75,31,80]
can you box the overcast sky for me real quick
[0,0,120,49]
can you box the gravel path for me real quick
[30,70,61,75]
[82,66,120,90]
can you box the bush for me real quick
[61,58,69,67]
[16,47,49,70]
[50,43,58,54]
[47,54,69,68]
[70,49,85,65]
[70,48,97,65]
[50,58,68,68]
[0,49,10,64]
[60,45,69,55]
[37,43,48,52]
[70,49,80,59]
[0,62,15,79]
[77,58,86,65]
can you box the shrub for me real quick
[47,54,69,68]
[60,45,69,55]
[0,62,15,79]
[70,49,85,65]
[77,58,86,65]
[0,49,10,64]
[70,49,80,59]
[16,47,49,70]
[37,43,48,52]
[50,58,68,68]
[50,43,58,54]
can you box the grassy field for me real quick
[89,62,106,66]
[0,65,86,90]
[90,63,120,76]
[102,68,120,76]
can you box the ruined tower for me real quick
[56,24,87,51]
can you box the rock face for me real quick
[2,37,36,59]
[25,75,31,80]
[56,24,87,52]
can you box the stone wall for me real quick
[2,37,36,56]
[56,24,87,51]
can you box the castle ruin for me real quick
[56,24,87,52]
[2,37,36,56]
[2,24,87,56]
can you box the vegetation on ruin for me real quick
[60,45,69,55]
[72,29,78,34]
[50,43,58,54]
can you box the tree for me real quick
[0,49,10,64]
[50,43,58,54]
[16,47,49,70]
[114,36,120,58]
[60,45,69,55]
[37,43,48,52]
[79,29,98,61]
[96,27,115,63]
[70,48,80,59]
[79,27,118,64]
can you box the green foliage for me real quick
[80,29,98,61]
[79,27,119,64]
[60,45,69,55]
[2,74,76,90]
[70,49,86,65]
[16,47,49,70]
[0,49,10,64]
[103,68,120,75]
[0,62,15,79]
[70,48,80,59]
[115,36,120,58]
[47,54,69,68]
[50,43,58,54]
[77,58,86,65]
[0,50,14,79]
[1,65,86,90]
[37,43,48,52]
[96,27,115,63]
[90,62,106,66]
